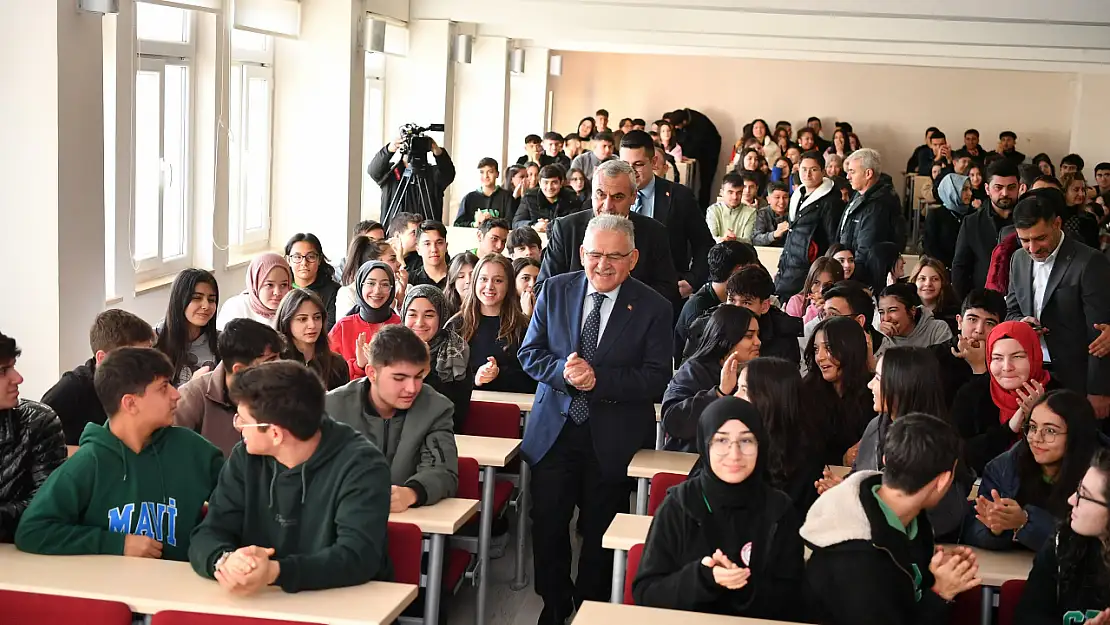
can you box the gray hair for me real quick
[824,153,843,167]
[592,159,638,195]
[845,148,881,177]
[584,214,635,251]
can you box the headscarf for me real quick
[244,252,291,318]
[697,397,768,511]
[352,261,396,324]
[938,173,972,217]
[987,321,1052,424]
[402,285,469,383]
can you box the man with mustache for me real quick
[952,159,1021,298]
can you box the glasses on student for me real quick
[287,253,320,265]
[1023,422,1067,444]
[1075,485,1110,509]
[584,250,634,263]
[232,413,272,432]
[709,435,758,457]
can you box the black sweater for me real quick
[1016,531,1110,625]
[455,187,516,227]
[952,375,1061,475]
[40,359,106,446]
[450,315,536,394]
[661,358,721,453]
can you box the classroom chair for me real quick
[998,580,1026,625]
[622,543,645,605]
[445,456,480,592]
[152,613,317,625]
[0,590,132,625]
[388,521,425,585]
[648,472,688,516]
[463,400,525,474]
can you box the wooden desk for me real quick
[937,544,1033,625]
[627,450,698,514]
[390,498,478,625]
[456,435,520,468]
[574,600,801,624]
[603,514,653,605]
[0,544,416,625]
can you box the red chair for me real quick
[998,580,1026,625]
[388,521,424,585]
[622,543,645,604]
[0,590,132,625]
[648,472,687,516]
[152,613,317,625]
[463,401,523,439]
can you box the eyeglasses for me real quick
[1023,422,1067,444]
[232,413,272,432]
[709,435,758,457]
[1075,485,1110,509]
[583,250,634,263]
[287,253,320,265]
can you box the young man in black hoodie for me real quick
[928,288,1005,408]
[673,241,758,367]
[801,413,982,625]
[188,360,392,594]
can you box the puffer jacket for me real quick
[774,178,845,299]
[0,400,66,542]
[838,176,907,289]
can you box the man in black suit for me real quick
[537,159,680,302]
[1005,188,1110,418]
[619,130,714,306]
[952,159,1021,297]
[519,214,673,622]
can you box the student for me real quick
[876,282,954,348]
[706,172,760,243]
[276,289,349,391]
[925,173,972,268]
[802,413,982,625]
[911,256,960,332]
[154,269,220,386]
[786,257,844,323]
[43,309,154,450]
[736,357,824,516]
[408,221,450,289]
[386,211,424,273]
[569,131,615,182]
[567,167,589,205]
[333,220,384,278]
[515,134,543,166]
[953,128,987,166]
[803,316,876,466]
[541,131,572,170]
[513,257,541,317]
[952,321,1059,475]
[728,266,803,366]
[751,182,790,247]
[1096,161,1110,204]
[0,332,65,543]
[929,288,1005,408]
[595,108,611,133]
[506,164,530,215]
[189,361,392,593]
[967,162,988,209]
[1059,172,1102,248]
[633,397,805,621]
[806,283,885,359]
[446,254,536,394]
[16,348,222,561]
[401,285,472,431]
[175,318,282,455]
[508,226,543,262]
[285,233,341,332]
[662,305,761,453]
[328,261,401,380]
[563,133,583,161]
[824,243,856,280]
[336,237,397,319]
[456,157,515,227]
[325,325,459,512]
[773,151,845,300]
[514,165,582,231]
[1016,448,1110,623]
[216,252,292,330]
[444,251,478,319]
[965,390,1103,552]
[674,241,756,365]
[575,117,596,148]
[473,217,510,257]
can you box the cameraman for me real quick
[368,134,456,225]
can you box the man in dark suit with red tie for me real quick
[518,214,673,624]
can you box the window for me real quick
[229,29,274,251]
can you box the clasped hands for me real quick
[564,352,595,391]
[974,488,1029,536]
[215,545,280,595]
[700,549,750,590]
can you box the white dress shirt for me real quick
[1031,233,1065,362]
[582,282,622,345]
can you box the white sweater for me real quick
[215,293,276,330]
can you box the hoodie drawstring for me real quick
[266,458,309,507]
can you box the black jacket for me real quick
[304,277,341,333]
[953,146,989,166]
[673,283,723,365]
[455,187,516,227]
[952,204,1012,298]
[650,177,715,290]
[675,109,722,208]
[41,359,106,446]
[774,179,845,299]
[1016,530,1110,625]
[367,143,456,224]
[952,375,1061,475]
[928,339,983,410]
[632,477,805,621]
[512,186,582,228]
[759,307,802,366]
[923,206,965,269]
[838,176,907,288]
[661,358,720,453]
[0,400,66,542]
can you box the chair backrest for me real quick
[152,613,317,625]
[462,401,522,439]
[0,590,133,625]
[387,521,425,586]
[648,472,687,516]
[623,543,645,604]
[456,456,481,500]
[998,579,1026,625]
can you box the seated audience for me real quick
[773,151,845,300]
[786,257,844,323]
[408,221,450,289]
[563,134,583,161]
[326,325,459,511]
[925,173,972,268]
[444,251,478,318]
[911,257,960,332]
[567,167,589,205]
[633,397,805,621]
[456,157,515,227]
[569,131,615,182]
[658,120,682,161]
[387,211,424,273]
[1096,161,1110,203]
[876,282,954,348]
[286,233,340,331]
[929,288,1006,407]
[967,162,989,209]
[336,237,397,317]
[1059,172,1102,248]
[992,130,1026,165]
[706,172,760,243]
[803,413,981,625]
[154,269,220,386]
[43,309,153,450]
[1060,154,1084,177]
[952,159,1020,298]
[965,390,1103,552]
[728,266,803,365]
[751,182,790,247]
[402,285,472,431]
[515,134,543,166]
[953,128,988,166]
[0,332,65,542]
[803,316,876,465]
[506,164,530,215]
[674,241,756,364]
[508,226,543,262]
[472,217,510,258]
[328,261,401,380]
[175,318,282,456]
[276,289,349,391]
[514,165,582,231]
[216,252,292,329]
[17,348,222,560]
[662,305,761,452]
[333,220,384,278]
[805,283,884,362]
[825,243,856,280]
[915,129,951,176]
[513,257,541,317]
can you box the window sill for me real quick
[134,273,177,295]
[226,245,279,271]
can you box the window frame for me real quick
[228,29,275,256]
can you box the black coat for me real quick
[838,177,907,289]
[41,359,106,446]
[0,400,66,542]
[758,307,802,366]
[775,179,845,299]
[660,358,720,453]
[650,177,715,290]
[952,375,1062,475]
[673,283,723,365]
[952,204,1012,298]
[367,143,456,224]
[1016,530,1110,625]
[675,109,722,208]
[512,186,583,228]
[923,206,964,269]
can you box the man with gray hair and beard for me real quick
[537,159,679,302]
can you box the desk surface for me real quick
[627,450,698,479]
[961,546,1034,587]
[471,391,664,419]
[573,600,801,625]
[602,513,653,551]
[389,497,479,534]
[0,545,416,625]
[456,434,521,468]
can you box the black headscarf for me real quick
[352,261,396,324]
[697,397,769,512]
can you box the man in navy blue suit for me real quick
[518,213,673,624]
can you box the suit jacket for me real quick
[649,177,714,290]
[1006,236,1110,395]
[536,209,680,302]
[518,272,673,479]
[952,205,1010,298]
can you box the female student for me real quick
[750,118,781,163]
[513,257,541,317]
[444,252,478,319]
[446,254,534,394]
[824,129,850,159]
[1016,448,1110,623]
[662,305,762,453]
[576,117,596,148]
[632,397,805,621]
[327,260,400,379]
[216,252,292,329]
[736,357,823,516]
[402,284,472,431]
[276,289,349,391]
[1060,172,1102,248]
[968,162,988,209]
[825,244,856,280]
[285,233,341,331]
[953,320,1058,475]
[803,316,875,466]
[658,121,683,161]
[337,236,386,317]
[875,282,954,348]
[924,173,971,268]
[155,268,220,386]
[567,168,589,205]
[965,390,1102,552]
[911,257,960,332]
[785,257,844,323]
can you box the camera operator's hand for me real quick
[388,137,402,154]
[430,139,444,156]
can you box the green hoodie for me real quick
[15,422,223,562]
[188,417,392,593]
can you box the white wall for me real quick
[506,46,549,161]
[1069,74,1110,167]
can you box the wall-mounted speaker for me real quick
[549,54,562,77]
[78,0,119,14]
[455,34,473,64]
[510,48,526,74]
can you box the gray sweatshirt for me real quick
[881,308,953,349]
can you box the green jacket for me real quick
[325,378,458,506]
[15,422,223,562]
[187,417,392,592]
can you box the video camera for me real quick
[398,123,445,167]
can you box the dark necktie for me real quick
[569,292,607,425]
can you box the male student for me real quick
[455,157,515,227]
[325,325,458,512]
[705,172,759,243]
[752,182,791,247]
[0,332,65,543]
[1060,153,1084,177]
[929,288,1005,408]
[189,360,392,593]
[540,132,572,171]
[514,165,583,231]
[952,128,987,166]
[16,348,223,561]
[387,212,424,273]
[473,217,510,258]
[673,240,756,364]
[594,108,611,133]
[515,134,544,167]
[1095,162,1110,204]
[409,221,450,289]
[728,266,803,365]
[569,132,615,182]
[802,413,982,625]
[992,130,1026,166]
[175,318,282,456]
[509,226,543,262]
[42,309,154,452]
